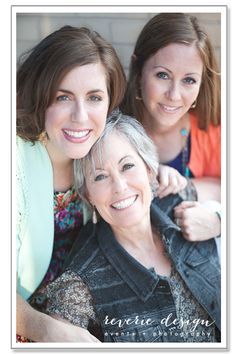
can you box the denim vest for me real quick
[66,195,221,342]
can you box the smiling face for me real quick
[140,43,203,130]
[86,133,152,230]
[44,62,109,162]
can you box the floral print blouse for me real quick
[16,186,83,342]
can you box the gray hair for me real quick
[74,112,159,208]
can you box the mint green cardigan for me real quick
[16,136,90,300]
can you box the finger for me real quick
[157,177,169,194]
[174,200,199,211]
[159,173,178,197]
[158,184,176,198]
[175,217,183,228]
[157,167,170,193]
[174,209,185,218]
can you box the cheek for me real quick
[45,106,65,130]
[44,109,54,132]
[88,185,107,206]
[185,87,201,104]
[92,105,109,132]
[142,79,161,103]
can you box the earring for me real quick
[92,206,97,224]
[135,95,142,101]
[135,87,142,101]
[190,100,197,109]
[38,131,48,145]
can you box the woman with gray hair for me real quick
[42,113,220,343]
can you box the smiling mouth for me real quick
[111,195,138,210]
[63,129,90,138]
[159,104,181,113]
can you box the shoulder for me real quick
[189,113,221,177]
[63,221,99,272]
[152,194,183,217]
[16,136,53,184]
[190,113,221,142]
[182,238,220,274]
[17,136,49,163]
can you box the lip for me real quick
[159,103,182,114]
[62,129,91,144]
[111,195,138,210]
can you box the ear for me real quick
[146,165,154,182]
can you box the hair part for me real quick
[74,111,159,209]
[121,13,220,130]
[17,26,126,142]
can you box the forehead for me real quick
[145,43,203,73]
[59,61,108,85]
[88,132,139,171]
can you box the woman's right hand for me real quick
[44,315,101,342]
[157,165,188,198]
[17,293,100,342]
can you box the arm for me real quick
[157,166,221,202]
[44,270,100,341]
[157,165,188,198]
[191,177,221,202]
[17,293,100,342]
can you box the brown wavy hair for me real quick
[17,26,126,142]
[121,13,220,130]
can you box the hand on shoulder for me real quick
[157,165,188,198]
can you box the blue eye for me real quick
[122,163,134,171]
[156,72,169,80]
[89,95,102,102]
[94,174,106,182]
[56,95,70,101]
[183,77,197,85]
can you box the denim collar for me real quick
[97,198,180,302]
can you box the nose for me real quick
[113,174,128,194]
[71,100,88,123]
[166,81,181,101]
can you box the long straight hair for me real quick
[122,13,220,130]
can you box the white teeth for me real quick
[162,105,179,112]
[112,196,137,210]
[64,130,89,138]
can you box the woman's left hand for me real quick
[173,201,221,241]
[157,165,187,198]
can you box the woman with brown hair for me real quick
[122,13,221,241]
[16,25,126,342]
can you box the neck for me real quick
[144,111,190,136]
[45,141,73,192]
[111,215,155,252]
[111,217,171,276]
[143,113,190,164]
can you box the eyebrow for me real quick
[153,65,202,77]
[118,155,133,164]
[58,88,106,94]
[93,155,133,171]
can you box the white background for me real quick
[2,0,235,353]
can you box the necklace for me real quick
[180,128,190,177]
